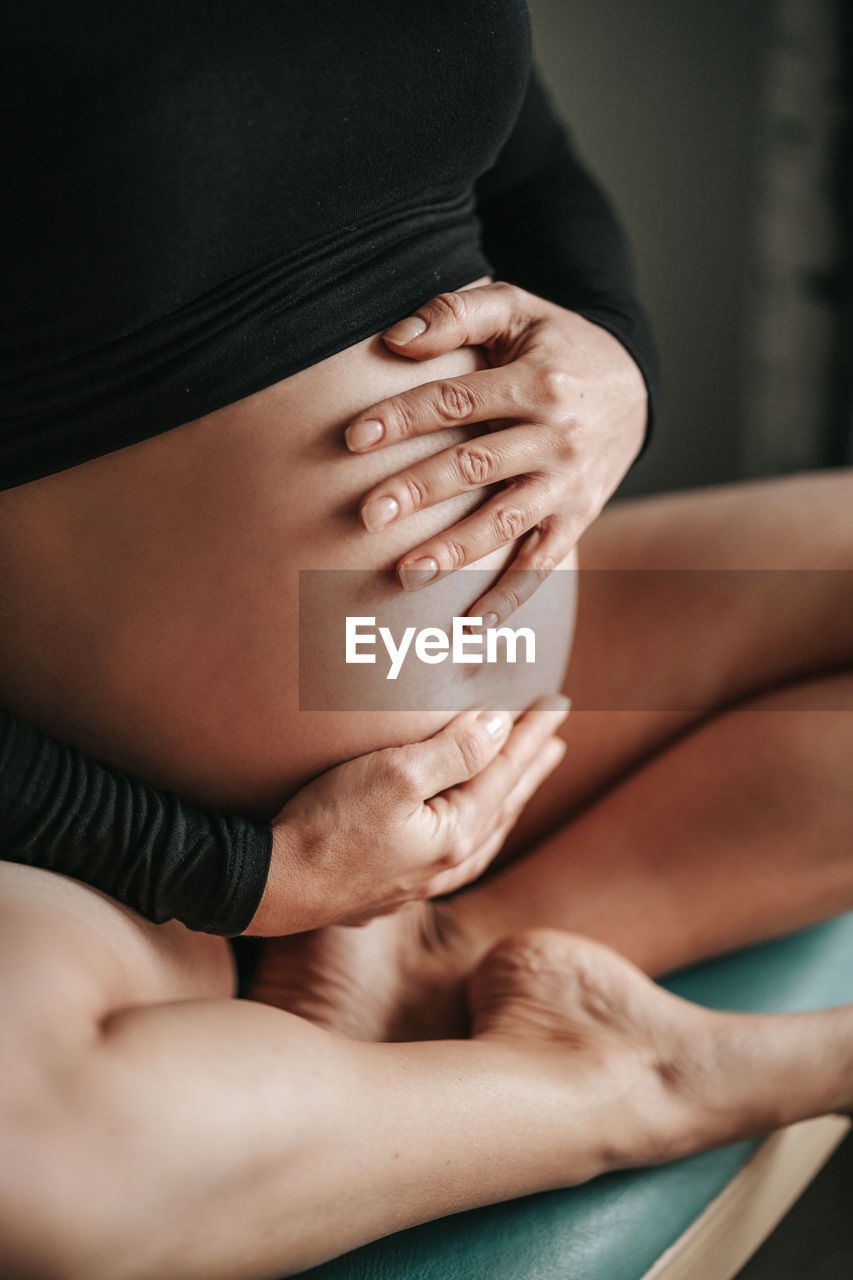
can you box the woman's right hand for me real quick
[244,696,569,935]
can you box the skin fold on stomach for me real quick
[0,280,576,822]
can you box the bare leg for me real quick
[3,864,853,1280]
[507,470,853,849]
[254,472,853,1038]
[255,672,853,1040]
[450,473,853,977]
[0,865,621,1279]
[452,670,853,979]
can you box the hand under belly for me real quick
[0,290,576,820]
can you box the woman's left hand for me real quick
[345,281,648,624]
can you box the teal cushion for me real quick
[299,913,853,1279]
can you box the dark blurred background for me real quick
[529,0,852,496]
[528,2,852,1275]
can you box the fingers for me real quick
[422,826,509,900]
[425,695,569,850]
[466,515,578,625]
[332,696,570,926]
[427,728,568,897]
[451,695,569,818]
[358,423,553,531]
[346,368,524,455]
[380,281,538,362]
[394,477,552,587]
[385,705,514,802]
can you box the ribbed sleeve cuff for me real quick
[1,708,273,937]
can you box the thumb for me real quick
[390,707,512,800]
[381,283,527,360]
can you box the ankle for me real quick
[430,888,508,977]
[423,895,498,991]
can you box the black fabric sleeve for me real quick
[475,64,660,452]
[0,708,272,936]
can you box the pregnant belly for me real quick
[0,281,576,821]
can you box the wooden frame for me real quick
[641,1116,851,1280]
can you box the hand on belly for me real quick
[0,299,577,819]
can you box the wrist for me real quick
[241,817,309,937]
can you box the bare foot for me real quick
[251,915,726,1168]
[468,929,853,1169]
[469,928,725,1168]
[249,899,473,1042]
[252,914,853,1166]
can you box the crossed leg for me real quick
[455,469,853,975]
[506,468,853,846]
[5,471,853,1278]
[2,862,853,1280]
[254,470,853,1036]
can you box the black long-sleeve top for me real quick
[0,1,658,934]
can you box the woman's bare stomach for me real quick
[0,278,576,821]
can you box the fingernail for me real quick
[345,419,384,451]
[361,494,400,532]
[535,694,572,716]
[398,557,439,590]
[477,708,510,741]
[384,315,427,345]
[483,612,499,629]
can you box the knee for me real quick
[0,1063,94,1279]
[0,1037,139,1280]
[1,1024,114,1279]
